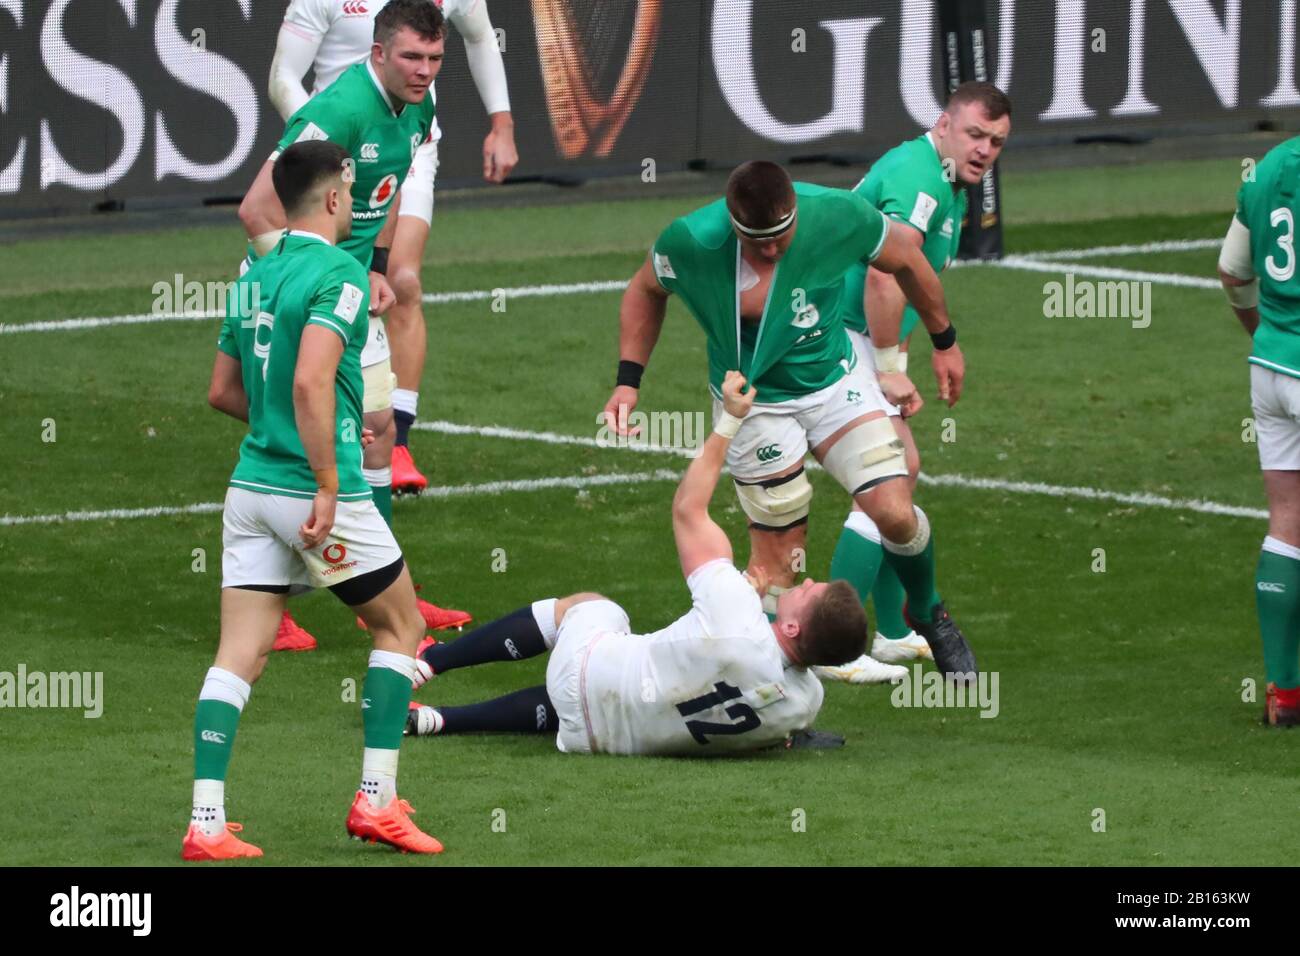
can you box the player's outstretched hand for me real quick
[721,370,756,418]
[878,371,923,418]
[602,385,641,437]
[369,271,396,317]
[299,490,337,549]
[932,342,965,407]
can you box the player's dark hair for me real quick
[946,81,1012,120]
[725,161,796,234]
[272,140,351,217]
[374,0,446,47]
[798,581,869,667]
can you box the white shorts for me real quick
[221,488,402,591]
[361,317,390,369]
[397,139,439,226]
[714,358,894,483]
[848,329,901,417]
[545,599,631,755]
[1252,363,1300,470]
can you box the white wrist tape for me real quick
[1223,278,1260,310]
[714,412,743,439]
[874,345,901,375]
[251,229,286,257]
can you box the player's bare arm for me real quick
[1219,214,1261,336]
[239,160,287,251]
[672,371,756,578]
[368,201,400,316]
[866,223,926,415]
[603,255,670,436]
[208,351,248,423]
[294,325,345,547]
[871,226,964,407]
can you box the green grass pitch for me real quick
[2,154,1298,866]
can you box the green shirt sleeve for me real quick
[650,221,684,292]
[275,96,358,158]
[843,192,889,265]
[216,308,240,358]
[307,261,369,345]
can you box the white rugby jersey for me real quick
[282,0,480,137]
[579,560,825,756]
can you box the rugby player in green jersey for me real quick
[820,82,1011,682]
[602,161,977,681]
[186,141,442,859]
[241,0,469,650]
[1219,135,1300,726]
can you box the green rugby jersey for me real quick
[1239,136,1300,378]
[274,61,435,269]
[651,182,889,404]
[218,231,373,501]
[844,133,965,339]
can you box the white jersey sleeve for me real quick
[283,0,335,37]
[449,0,512,116]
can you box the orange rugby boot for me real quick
[346,791,444,854]
[181,822,263,861]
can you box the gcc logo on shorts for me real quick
[756,444,782,463]
[323,543,349,565]
[369,174,398,209]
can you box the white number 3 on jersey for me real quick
[1267,206,1295,282]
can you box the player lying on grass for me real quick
[602,160,977,684]
[240,0,471,651]
[1219,134,1300,727]
[186,141,442,859]
[404,372,867,754]
[819,81,1012,682]
[271,0,518,495]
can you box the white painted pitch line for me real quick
[0,279,627,336]
[1015,238,1221,261]
[418,419,1266,521]
[984,256,1220,290]
[0,470,681,527]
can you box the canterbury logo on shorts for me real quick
[756,444,782,463]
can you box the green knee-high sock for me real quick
[194,698,242,781]
[871,561,912,639]
[1256,539,1300,689]
[829,514,885,606]
[370,483,393,528]
[881,507,942,620]
[362,661,412,751]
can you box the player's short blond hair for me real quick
[798,581,868,666]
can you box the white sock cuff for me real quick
[392,389,419,417]
[362,746,400,778]
[363,467,392,486]
[369,649,419,681]
[843,510,882,543]
[882,505,930,557]
[193,779,225,807]
[1263,535,1300,561]
[200,667,251,711]
[532,599,560,649]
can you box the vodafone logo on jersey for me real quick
[341,1,369,17]
[368,173,399,209]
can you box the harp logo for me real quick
[531,0,663,158]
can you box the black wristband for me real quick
[370,247,390,276]
[616,360,645,389]
[930,324,957,350]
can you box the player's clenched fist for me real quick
[931,341,965,407]
[721,370,756,418]
[602,385,641,437]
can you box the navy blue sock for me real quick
[394,408,415,448]
[421,605,548,674]
[438,685,558,735]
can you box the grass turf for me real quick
[2,155,1297,866]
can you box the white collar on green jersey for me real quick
[365,59,399,118]
[925,130,939,156]
[287,230,332,246]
